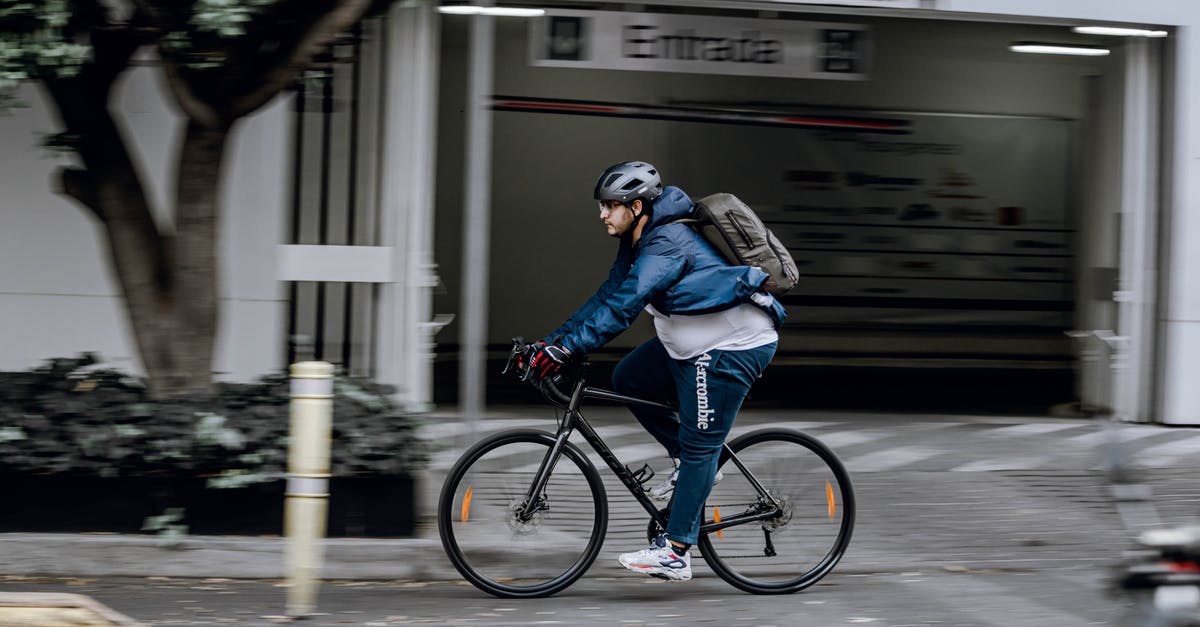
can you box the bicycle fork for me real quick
[513,423,575,523]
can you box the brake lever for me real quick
[502,337,525,376]
[518,351,536,382]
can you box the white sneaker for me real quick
[647,459,723,502]
[617,534,692,581]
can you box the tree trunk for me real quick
[80,116,228,399]
[46,80,228,399]
[162,120,229,396]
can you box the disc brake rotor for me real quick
[506,498,546,534]
[762,496,793,532]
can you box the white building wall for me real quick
[0,83,138,371]
[0,65,289,381]
[211,94,291,382]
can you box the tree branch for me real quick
[38,13,167,273]
[229,0,373,118]
[125,0,372,125]
[158,55,226,129]
[128,0,226,129]
[42,14,151,135]
[90,13,158,94]
[58,167,104,222]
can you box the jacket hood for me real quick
[645,186,693,230]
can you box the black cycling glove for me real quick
[528,343,571,380]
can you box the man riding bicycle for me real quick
[525,160,785,581]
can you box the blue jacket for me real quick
[547,186,787,355]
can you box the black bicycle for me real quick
[437,339,856,598]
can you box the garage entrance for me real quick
[433,6,1164,415]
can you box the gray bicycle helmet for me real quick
[594,161,664,204]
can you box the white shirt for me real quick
[646,302,778,360]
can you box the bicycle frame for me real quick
[515,364,782,535]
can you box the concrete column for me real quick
[458,8,495,431]
[376,1,442,409]
[1075,71,1121,413]
[1160,25,1200,425]
[1112,37,1161,422]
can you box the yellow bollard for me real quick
[285,361,334,617]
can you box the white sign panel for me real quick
[530,11,869,80]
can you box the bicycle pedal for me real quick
[629,463,656,486]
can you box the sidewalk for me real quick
[0,531,453,581]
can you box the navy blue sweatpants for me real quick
[612,337,777,545]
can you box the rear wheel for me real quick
[698,429,855,594]
[438,429,608,598]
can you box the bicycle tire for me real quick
[698,428,855,594]
[438,429,609,598]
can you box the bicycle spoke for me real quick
[699,429,855,594]
[438,431,608,598]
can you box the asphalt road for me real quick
[0,568,1127,626]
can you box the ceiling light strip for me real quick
[1072,26,1168,38]
[1009,43,1110,56]
[438,6,546,17]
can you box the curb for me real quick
[0,532,461,581]
[0,592,146,626]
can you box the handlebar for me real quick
[504,337,582,408]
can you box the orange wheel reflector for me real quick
[462,486,473,523]
[713,505,723,539]
[826,481,836,520]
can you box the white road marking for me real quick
[1133,434,1200,467]
[952,455,1049,472]
[816,430,892,450]
[844,446,941,472]
[981,423,1082,438]
[1062,425,1164,446]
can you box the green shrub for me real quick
[0,354,429,480]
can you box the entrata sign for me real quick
[530,11,869,80]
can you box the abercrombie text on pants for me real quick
[695,352,714,430]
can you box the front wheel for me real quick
[437,429,609,598]
[698,429,856,594]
